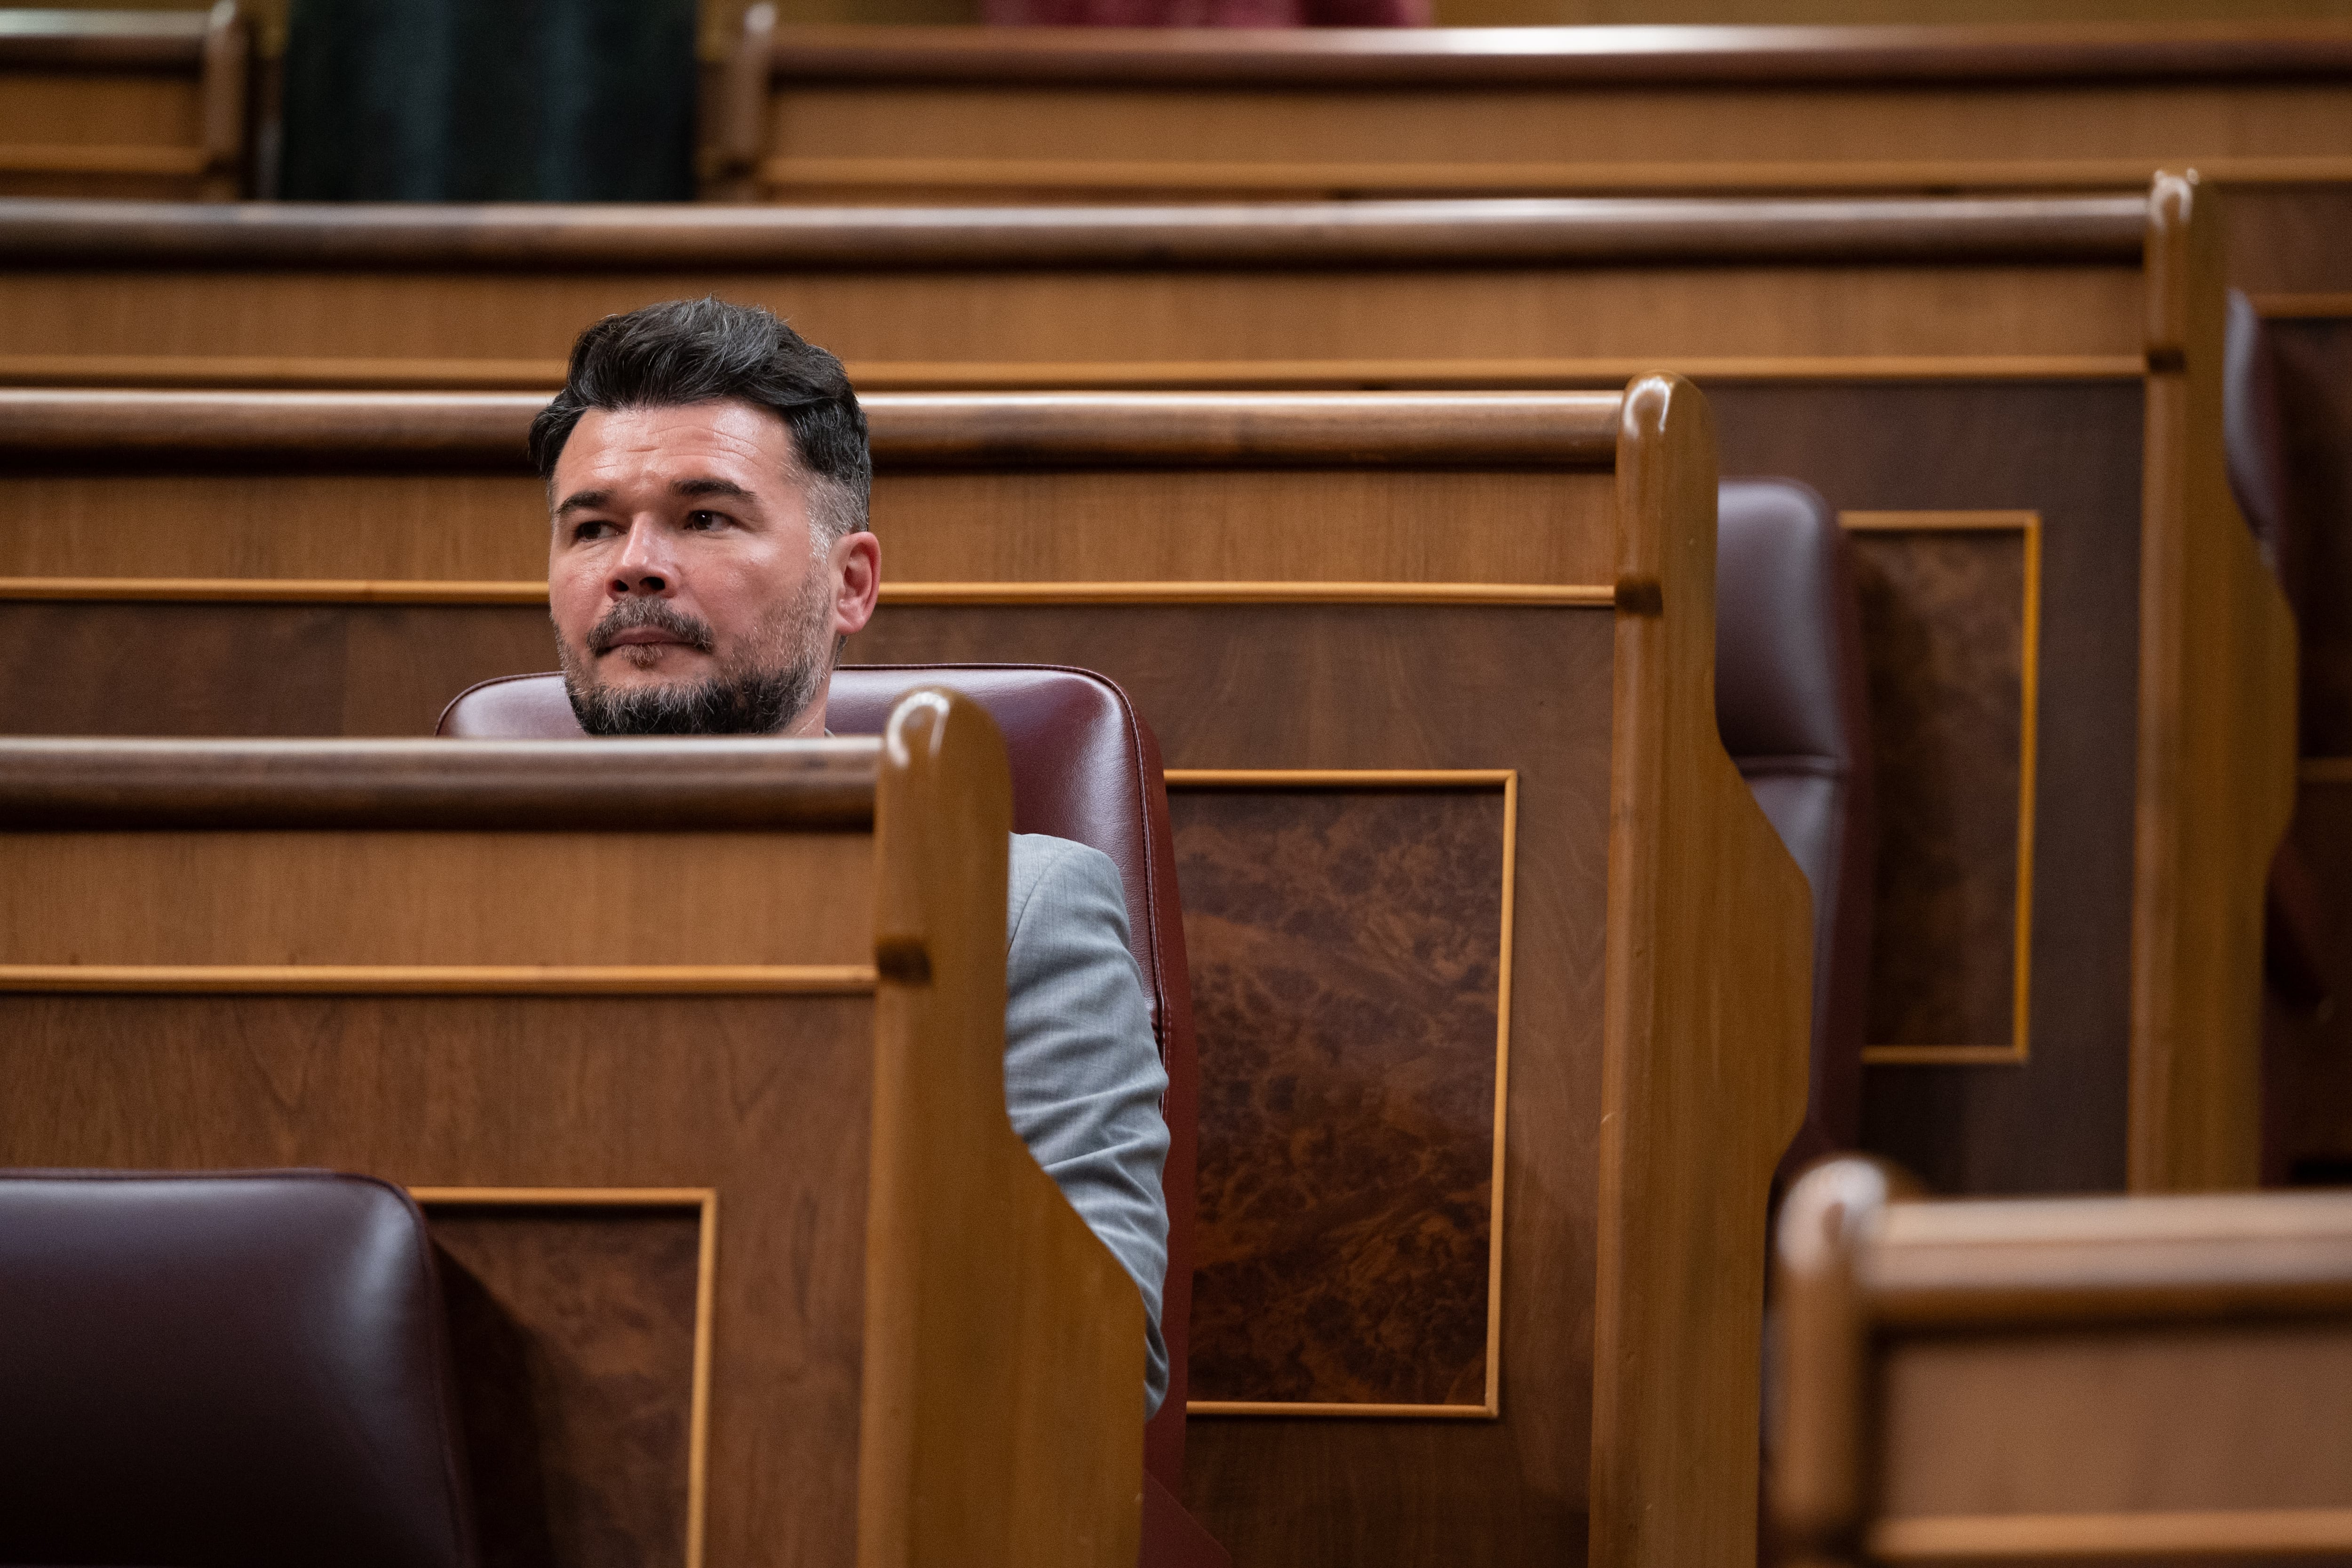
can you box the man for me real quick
[527,297,1172,1414]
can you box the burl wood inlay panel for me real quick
[1847,528,2028,1052]
[1172,785,1505,1409]
[429,1205,702,1568]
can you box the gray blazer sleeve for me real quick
[1004,832,1173,1417]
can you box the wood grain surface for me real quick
[430,1203,705,1568]
[1845,526,2030,1058]
[1174,784,1506,1410]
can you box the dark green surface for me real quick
[280,0,697,202]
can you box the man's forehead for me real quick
[559,399,797,484]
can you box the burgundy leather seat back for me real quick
[1716,479,1875,1172]
[437,664,1201,1490]
[2225,286,2300,610]
[0,1169,476,1568]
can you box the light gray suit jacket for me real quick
[1006,833,1173,1416]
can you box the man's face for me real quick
[547,399,877,735]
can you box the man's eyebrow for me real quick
[552,488,612,520]
[674,477,757,503]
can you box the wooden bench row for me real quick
[0,3,250,202]
[0,380,1809,1568]
[0,177,2296,1204]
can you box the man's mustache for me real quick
[587,598,717,657]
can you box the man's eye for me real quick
[572,520,617,542]
[685,510,724,530]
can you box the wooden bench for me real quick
[0,695,1145,1568]
[0,379,1812,1568]
[0,180,2294,1201]
[0,3,251,201]
[702,19,2352,214]
[1772,1156,2352,1568]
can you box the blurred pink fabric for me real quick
[981,0,1428,26]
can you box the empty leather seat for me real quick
[439,662,1224,1564]
[0,1169,476,1568]
[1716,480,1876,1172]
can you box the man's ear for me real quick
[830,530,882,640]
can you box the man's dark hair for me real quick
[529,297,871,542]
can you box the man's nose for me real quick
[610,518,675,595]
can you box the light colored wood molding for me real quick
[0,144,211,176]
[2128,171,2300,1194]
[1166,768,1517,787]
[1187,1400,1495,1418]
[2303,758,2352,784]
[0,353,2145,395]
[1870,1507,2352,1561]
[2250,293,2352,320]
[0,578,1618,610]
[882,581,1613,607]
[0,964,879,994]
[409,1184,718,1568]
[1841,511,2042,1068]
[0,577,550,605]
[1862,1045,2037,1067]
[1165,766,1517,1419]
[756,154,2352,198]
[1592,375,1813,1568]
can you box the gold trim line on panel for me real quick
[2301,758,2352,784]
[2251,293,2352,321]
[411,1186,718,1568]
[841,357,2144,391]
[0,964,879,994]
[760,155,2352,197]
[0,355,2144,392]
[1168,768,1515,1419]
[1870,1507,2352,1562]
[1843,511,2041,1068]
[0,578,1617,609]
[0,144,211,176]
[1188,1400,1495,1419]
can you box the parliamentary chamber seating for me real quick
[439,661,1229,1566]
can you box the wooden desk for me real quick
[0,4,251,201]
[0,381,1813,1568]
[0,181,2295,1198]
[0,696,1145,1568]
[1773,1158,2352,1568]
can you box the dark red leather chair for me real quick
[438,662,1227,1568]
[0,1169,477,1568]
[1716,480,1876,1172]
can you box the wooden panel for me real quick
[1843,517,2036,1064]
[0,831,875,968]
[2130,176,2299,1193]
[0,473,550,580]
[0,263,2146,377]
[1710,379,2143,1195]
[2265,774,2352,1186]
[0,990,876,1568]
[1172,780,1510,1413]
[848,601,1617,1567]
[0,600,555,736]
[1878,1321,2352,1521]
[428,1200,707,1568]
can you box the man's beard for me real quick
[556,579,834,736]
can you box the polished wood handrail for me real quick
[0,388,1626,467]
[0,736,880,830]
[754,21,2352,87]
[0,194,2148,268]
[0,9,210,69]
